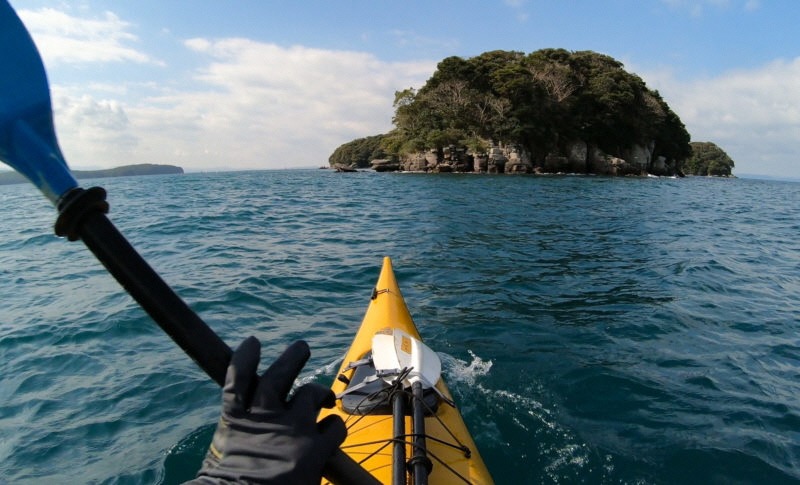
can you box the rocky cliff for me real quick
[375,140,677,176]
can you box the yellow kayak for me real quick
[320,257,493,484]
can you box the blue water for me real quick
[1,170,799,484]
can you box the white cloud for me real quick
[50,35,799,177]
[51,88,138,167]
[641,57,800,177]
[18,7,158,65]
[52,38,435,171]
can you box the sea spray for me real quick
[441,350,606,481]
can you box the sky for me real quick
[6,0,800,178]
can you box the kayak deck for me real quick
[320,257,493,484]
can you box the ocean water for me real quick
[1,170,799,484]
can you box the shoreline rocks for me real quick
[380,139,682,176]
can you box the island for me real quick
[330,49,735,177]
[0,163,184,186]
[685,142,735,176]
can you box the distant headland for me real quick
[330,49,735,177]
[0,163,184,186]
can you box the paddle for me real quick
[0,2,376,483]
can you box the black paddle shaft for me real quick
[54,186,379,485]
[56,187,233,385]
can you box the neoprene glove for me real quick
[189,337,346,484]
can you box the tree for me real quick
[328,135,389,168]
[685,142,735,176]
[332,49,696,174]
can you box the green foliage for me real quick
[328,134,390,168]
[685,142,735,176]
[330,49,704,173]
[389,49,692,168]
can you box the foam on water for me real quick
[440,350,614,482]
[440,350,493,385]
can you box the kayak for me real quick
[320,257,493,484]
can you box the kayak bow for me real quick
[321,257,493,484]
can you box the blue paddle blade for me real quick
[0,0,77,204]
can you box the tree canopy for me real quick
[328,135,390,168]
[685,142,735,176]
[331,49,696,171]
[391,49,690,164]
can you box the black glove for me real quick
[189,337,346,484]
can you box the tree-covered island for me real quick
[685,142,735,176]
[330,49,735,176]
[0,163,183,186]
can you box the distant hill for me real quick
[0,163,183,186]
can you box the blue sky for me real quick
[7,0,800,177]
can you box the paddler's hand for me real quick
[190,337,346,484]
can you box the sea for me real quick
[1,169,798,484]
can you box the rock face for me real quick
[593,155,638,176]
[398,144,533,174]
[401,152,427,172]
[486,147,507,173]
[384,139,678,176]
[652,156,667,173]
[623,142,654,168]
[546,140,656,175]
[370,159,401,172]
[444,145,472,172]
[473,154,488,172]
[425,150,439,169]
[504,146,533,174]
[568,141,587,167]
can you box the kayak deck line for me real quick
[338,375,472,453]
[338,402,475,484]
[320,257,494,484]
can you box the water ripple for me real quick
[1,172,798,483]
